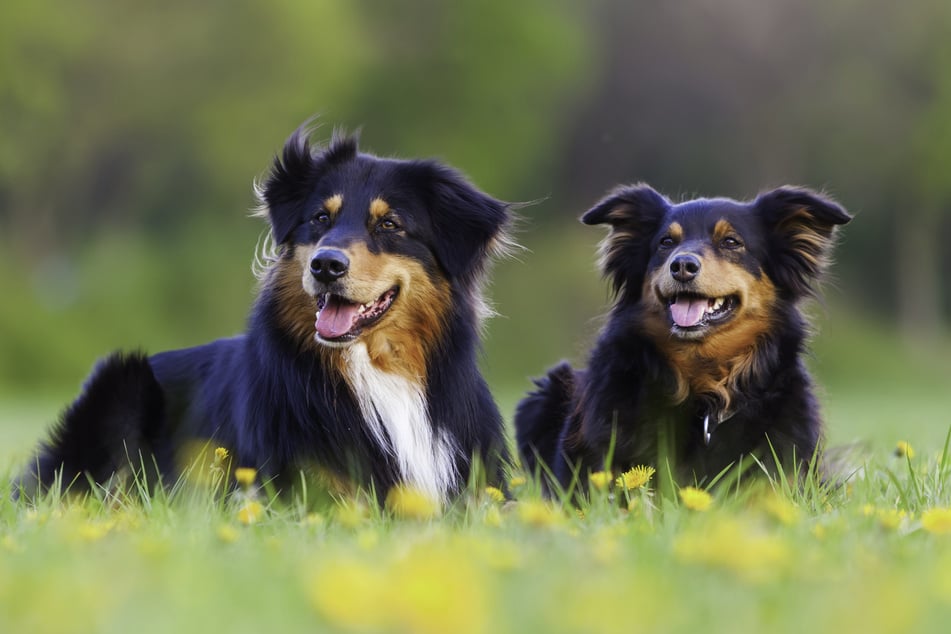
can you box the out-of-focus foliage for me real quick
[0,0,950,396]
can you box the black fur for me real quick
[18,123,511,501]
[515,184,851,493]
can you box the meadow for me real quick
[2,296,951,634]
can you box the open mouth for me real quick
[314,288,399,343]
[666,293,739,333]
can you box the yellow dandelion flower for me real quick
[213,446,229,464]
[216,524,240,543]
[876,508,906,531]
[237,501,265,525]
[484,486,506,503]
[861,503,876,517]
[922,508,951,534]
[304,512,324,527]
[589,471,612,491]
[310,558,388,631]
[762,494,800,526]
[674,518,791,582]
[894,441,915,459]
[234,467,257,488]
[509,475,527,489]
[77,520,113,542]
[517,500,562,527]
[335,501,369,529]
[385,485,441,520]
[616,465,656,490]
[679,486,713,511]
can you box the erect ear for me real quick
[581,184,670,297]
[423,163,511,283]
[256,125,358,244]
[755,186,852,297]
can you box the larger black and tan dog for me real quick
[515,184,851,491]
[19,124,512,503]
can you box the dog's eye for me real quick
[659,236,676,249]
[311,212,331,226]
[720,236,743,249]
[377,217,401,232]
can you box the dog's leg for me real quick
[14,352,165,500]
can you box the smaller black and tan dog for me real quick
[515,184,851,491]
[18,123,512,503]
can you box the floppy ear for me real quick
[424,164,510,283]
[581,184,670,297]
[257,125,358,244]
[755,187,852,298]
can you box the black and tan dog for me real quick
[18,124,512,503]
[515,184,851,491]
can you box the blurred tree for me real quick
[0,0,372,260]
[553,0,951,337]
[344,0,593,200]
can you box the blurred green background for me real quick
[2,0,950,462]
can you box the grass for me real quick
[2,319,950,633]
[3,430,951,633]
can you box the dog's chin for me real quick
[662,292,740,341]
[312,287,399,347]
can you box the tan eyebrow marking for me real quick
[667,222,684,241]
[324,194,343,215]
[713,219,736,241]
[369,197,390,220]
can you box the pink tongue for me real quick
[315,297,361,339]
[670,297,707,328]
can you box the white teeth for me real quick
[709,297,724,312]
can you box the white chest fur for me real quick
[342,343,458,501]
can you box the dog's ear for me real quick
[755,187,852,297]
[422,164,511,283]
[581,184,670,297]
[257,126,358,244]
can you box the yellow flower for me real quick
[922,508,951,534]
[335,501,369,529]
[876,508,907,531]
[517,500,562,527]
[616,465,656,490]
[679,486,713,511]
[894,441,915,459]
[589,471,612,491]
[674,518,791,582]
[237,501,265,525]
[762,494,800,526]
[484,486,506,503]
[234,467,257,488]
[213,446,229,464]
[216,524,240,543]
[385,485,441,520]
[509,475,527,489]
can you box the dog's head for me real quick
[583,184,852,343]
[256,125,510,362]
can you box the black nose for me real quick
[670,253,701,282]
[310,248,350,283]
